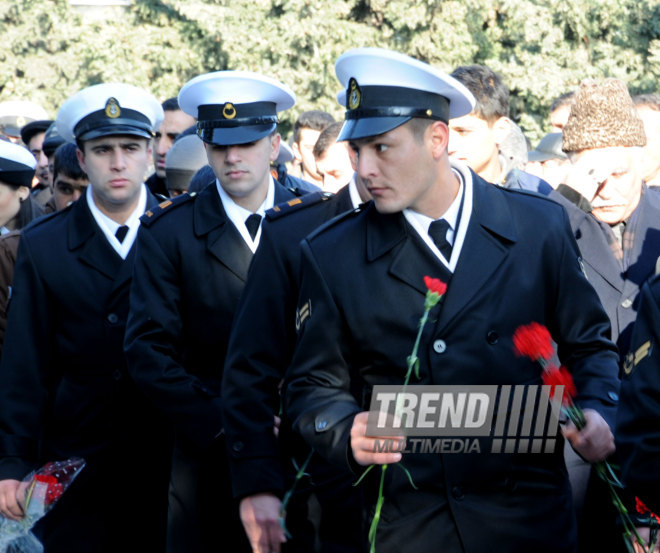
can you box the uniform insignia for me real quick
[623,352,634,375]
[265,191,333,221]
[295,300,312,331]
[624,340,653,375]
[578,257,588,280]
[348,78,361,110]
[16,115,25,128]
[105,97,121,119]
[140,192,195,226]
[222,102,237,119]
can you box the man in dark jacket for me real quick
[223,173,369,553]
[551,77,660,553]
[448,64,552,195]
[0,82,171,552]
[285,47,619,553]
[124,71,305,553]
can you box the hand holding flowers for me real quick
[513,323,650,553]
[0,458,85,553]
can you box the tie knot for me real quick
[245,213,262,240]
[428,219,452,261]
[115,225,129,243]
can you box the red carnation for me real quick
[34,474,58,485]
[513,322,554,361]
[424,276,447,296]
[542,365,577,403]
[636,497,660,524]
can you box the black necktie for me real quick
[115,225,129,243]
[245,214,262,240]
[428,219,453,261]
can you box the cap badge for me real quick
[348,78,361,110]
[105,98,121,119]
[222,102,237,120]
[16,116,25,127]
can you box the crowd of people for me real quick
[0,46,658,553]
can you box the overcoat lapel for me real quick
[68,195,122,281]
[193,184,253,281]
[622,191,660,298]
[365,206,448,297]
[578,213,624,293]
[434,178,517,334]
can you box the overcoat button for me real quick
[112,369,122,381]
[232,441,244,452]
[487,331,499,345]
[433,339,447,354]
[316,420,328,431]
[451,486,464,500]
[608,391,619,402]
[107,313,119,324]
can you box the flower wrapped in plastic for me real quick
[0,457,85,553]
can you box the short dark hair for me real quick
[406,118,434,143]
[550,91,575,113]
[293,110,335,144]
[313,121,343,159]
[53,143,88,183]
[450,65,509,123]
[162,97,180,112]
[633,94,660,111]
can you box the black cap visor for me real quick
[197,122,276,146]
[0,159,35,188]
[338,116,412,142]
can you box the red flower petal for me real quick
[424,276,447,296]
[513,323,554,361]
[542,365,577,402]
[635,497,660,524]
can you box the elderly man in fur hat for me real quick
[552,78,660,553]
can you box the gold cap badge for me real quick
[105,97,121,119]
[348,78,361,110]
[222,102,237,119]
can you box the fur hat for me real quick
[562,78,646,153]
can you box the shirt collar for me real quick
[348,174,363,209]
[216,176,275,252]
[86,183,147,260]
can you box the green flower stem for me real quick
[368,465,388,553]
[363,290,441,553]
[279,450,314,538]
[562,403,650,552]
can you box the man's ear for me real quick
[17,186,30,201]
[429,120,450,159]
[270,133,281,163]
[291,140,302,162]
[76,147,87,174]
[493,116,513,147]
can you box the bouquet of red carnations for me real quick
[0,457,85,553]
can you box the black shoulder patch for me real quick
[140,192,196,226]
[265,191,334,221]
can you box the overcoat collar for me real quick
[192,179,297,281]
[366,172,517,331]
[66,190,160,284]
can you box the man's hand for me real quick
[562,408,615,462]
[239,493,286,553]
[350,411,405,466]
[632,527,660,553]
[0,479,24,521]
